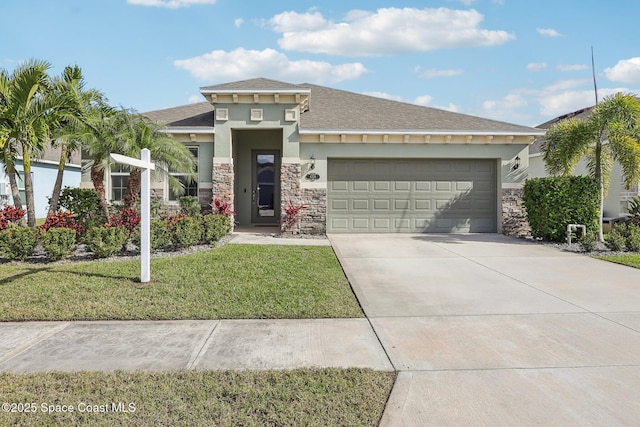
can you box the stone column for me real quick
[502,188,531,238]
[280,162,302,234]
[212,161,234,212]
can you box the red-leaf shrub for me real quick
[0,206,26,230]
[106,208,141,233]
[39,211,84,236]
[282,200,307,231]
[210,198,236,216]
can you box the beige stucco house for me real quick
[529,105,640,219]
[90,78,545,235]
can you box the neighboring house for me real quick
[0,145,81,218]
[529,106,640,218]
[88,78,544,234]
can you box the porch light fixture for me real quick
[309,154,316,170]
[513,155,521,171]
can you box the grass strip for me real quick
[0,368,395,427]
[596,253,640,269]
[0,245,363,321]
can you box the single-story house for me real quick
[0,146,81,219]
[88,78,544,235]
[529,105,640,219]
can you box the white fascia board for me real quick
[200,88,311,95]
[299,129,546,137]
[159,128,215,134]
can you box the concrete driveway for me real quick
[329,233,640,426]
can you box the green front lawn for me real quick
[0,244,363,321]
[596,253,640,269]
[0,369,395,427]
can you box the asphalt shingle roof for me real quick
[530,106,593,155]
[143,102,214,129]
[143,78,542,135]
[298,83,539,133]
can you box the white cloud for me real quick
[557,64,589,72]
[363,91,404,102]
[605,57,640,84]
[419,68,463,78]
[188,95,203,104]
[269,11,326,32]
[537,27,562,37]
[127,0,216,8]
[435,102,459,112]
[527,62,547,72]
[413,95,434,106]
[174,48,367,83]
[270,7,514,56]
[234,18,244,28]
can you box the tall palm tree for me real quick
[83,105,119,219]
[48,65,106,214]
[0,59,59,227]
[543,93,640,241]
[117,112,196,209]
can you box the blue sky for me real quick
[2,0,640,126]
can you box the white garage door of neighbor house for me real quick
[327,159,497,233]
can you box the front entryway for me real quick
[251,150,280,224]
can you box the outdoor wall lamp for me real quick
[309,154,316,170]
[513,155,520,171]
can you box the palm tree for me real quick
[83,105,119,219]
[0,59,59,227]
[48,65,106,215]
[117,112,197,209]
[543,93,640,241]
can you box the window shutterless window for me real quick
[110,163,130,202]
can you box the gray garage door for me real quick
[327,159,497,233]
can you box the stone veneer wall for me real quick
[298,188,327,235]
[212,163,234,207]
[198,188,213,212]
[502,188,531,238]
[280,163,302,234]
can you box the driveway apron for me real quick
[329,233,640,426]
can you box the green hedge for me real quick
[86,226,128,258]
[523,176,599,242]
[0,226,37,261]
[41,227,77,260]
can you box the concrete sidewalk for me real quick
[0,319,392,373]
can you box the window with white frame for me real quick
[169,146,198,201]
[110,163,130,202]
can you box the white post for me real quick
[141,148,151,283]
[110,150,155,283]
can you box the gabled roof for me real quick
[530,106,593,155]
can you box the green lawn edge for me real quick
[595,253,640,269]
[0,244,364,321]
[0,369,396,427]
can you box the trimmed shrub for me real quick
[179,196,201,217]
[578,233,598,252]
[625,224,640,252]
[0,225,37,261]
[58,187,106,230]
[201,214,231,244]
[523,176,599,242]
[131,219,173,252]
[168,215,202,249]
[605,226,627,252]
[86,226,128,258]
[41,227,77,260]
